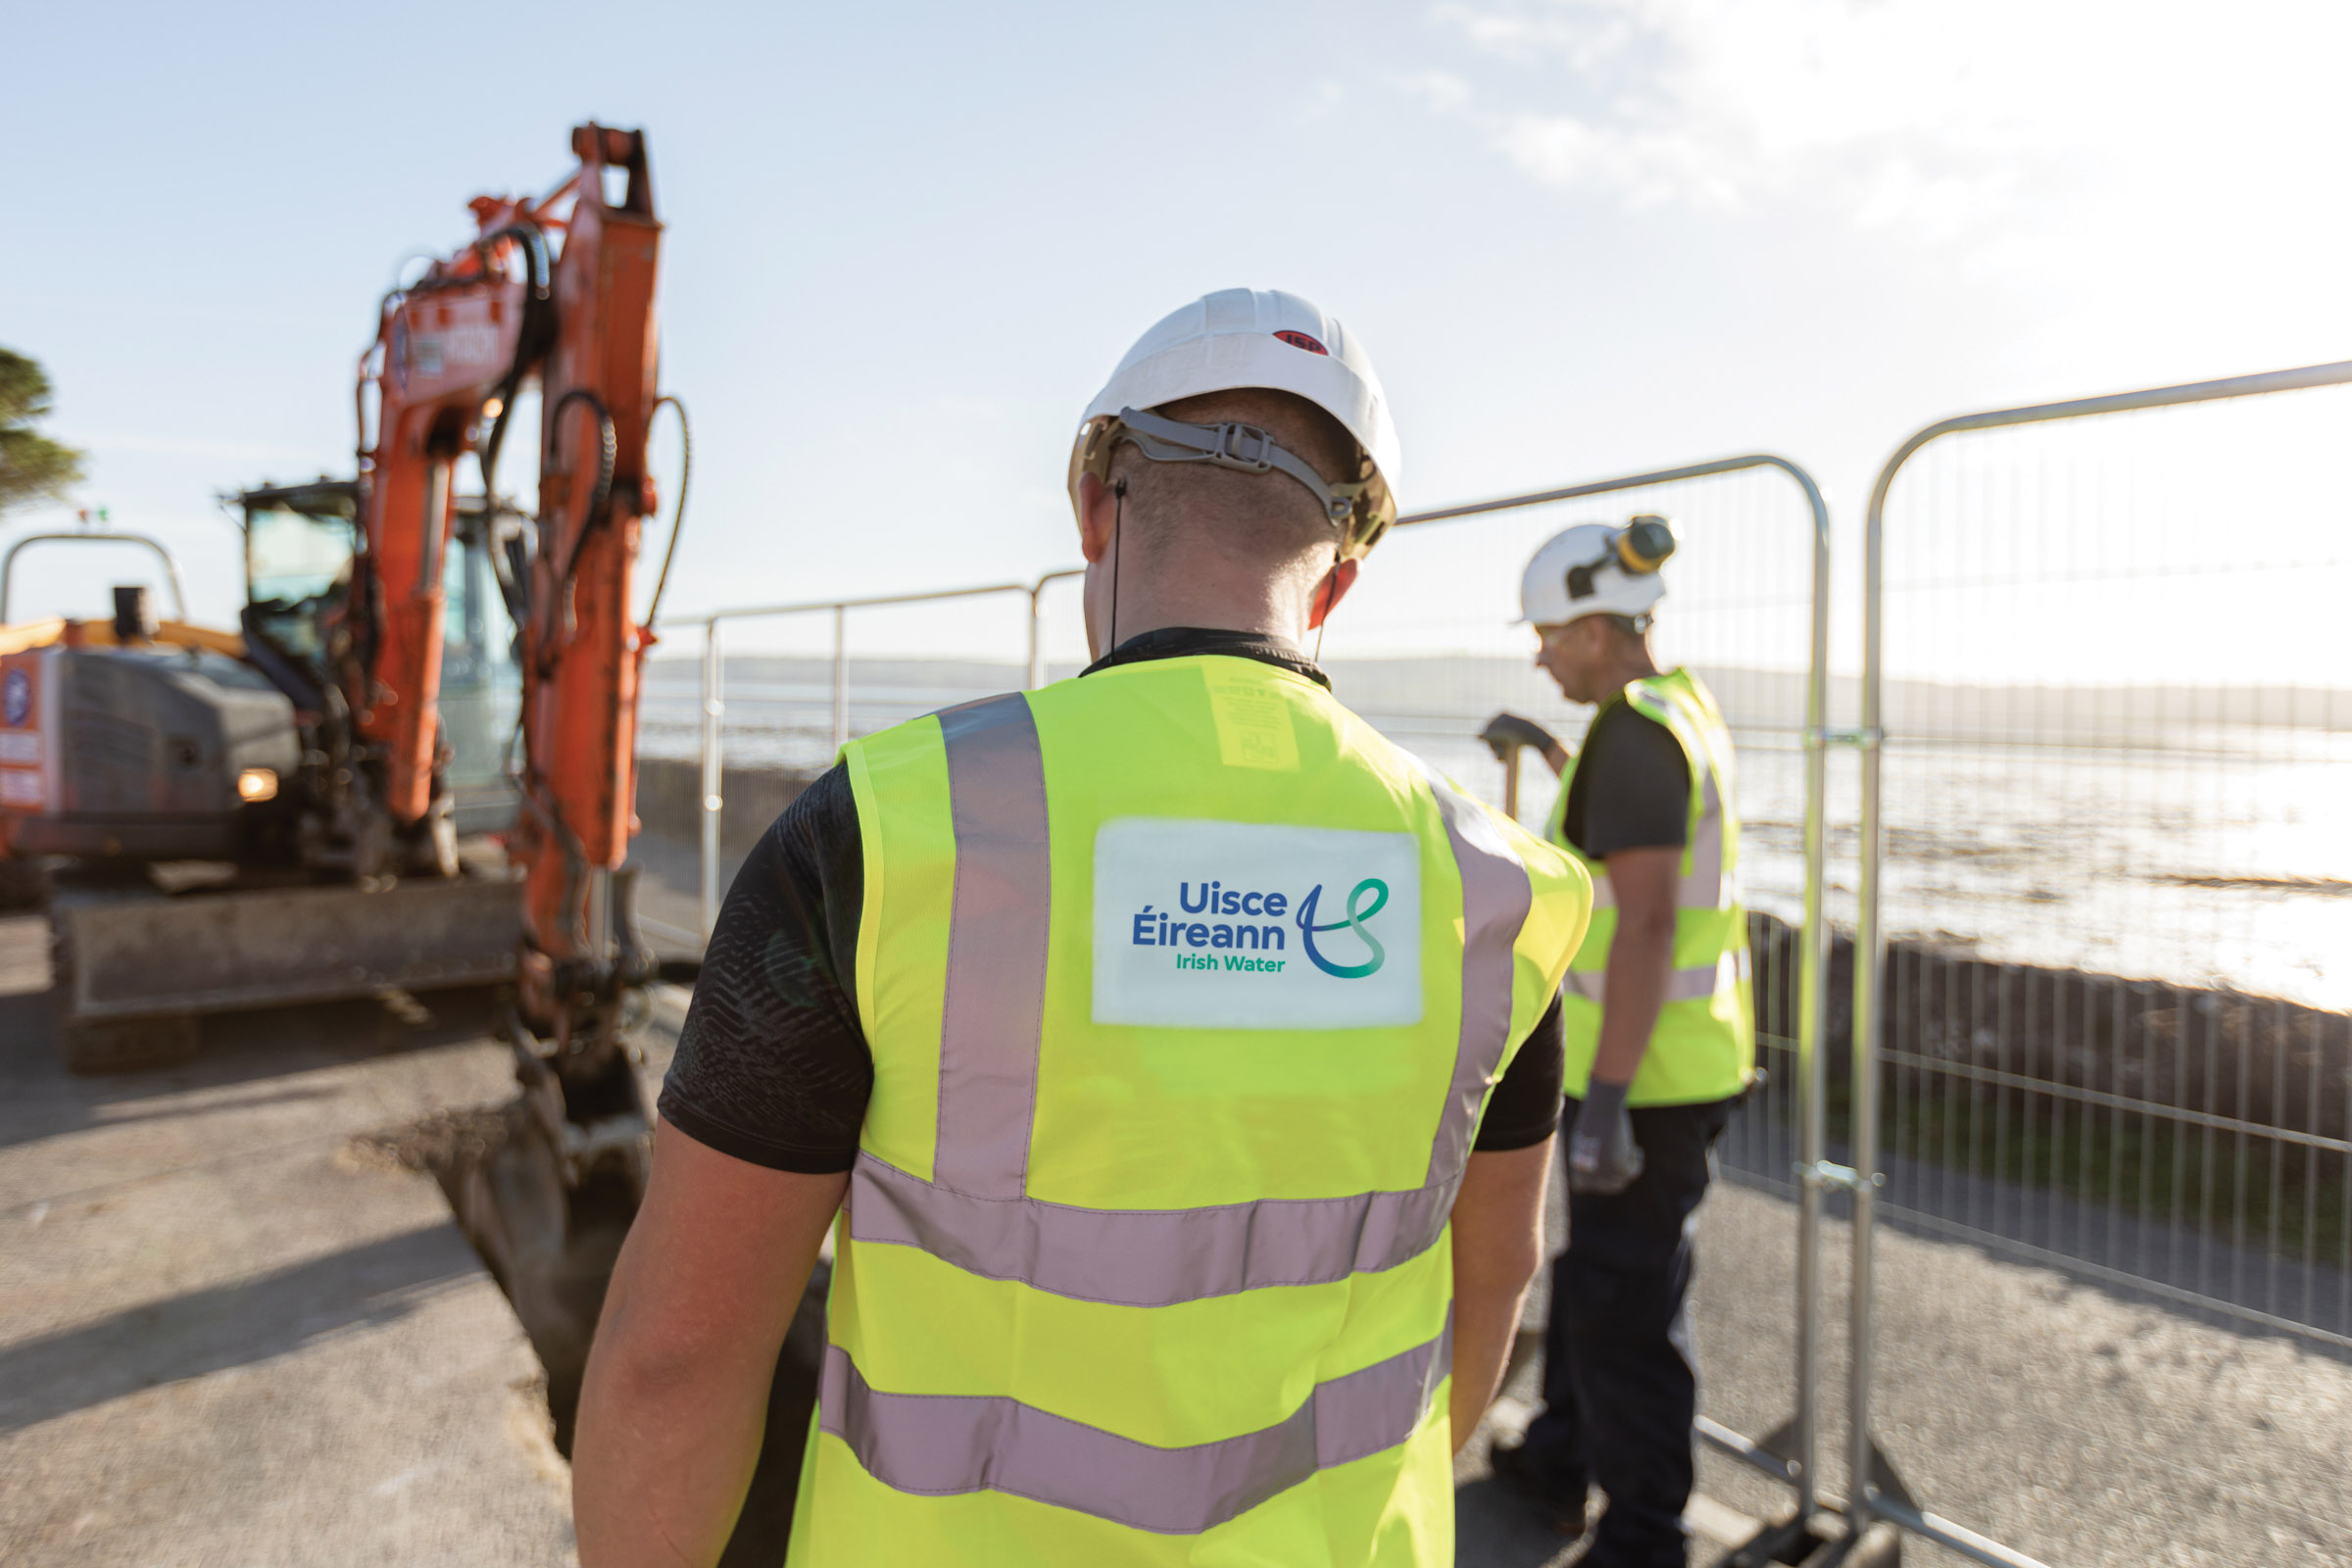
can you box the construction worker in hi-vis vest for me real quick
[572,289,1593,1566]
[1477,517,1755,1566]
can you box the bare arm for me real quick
[1446,1138,1554,1453]
[572,1119,849,1567]
[1592,845,1681,1085]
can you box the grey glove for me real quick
[1567,1078,1644,1195]
[1480,711,1559,764]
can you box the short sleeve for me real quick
[1473,992,1566,1151]
[658,764,874,1172]
[1563,703,1690,858]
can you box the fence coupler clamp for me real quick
[1794,1159,1886,1193]
[1802,725,1884,752]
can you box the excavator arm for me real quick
[352,127,672,1428]
[505,125,664,1152]
[354,122,662,1022]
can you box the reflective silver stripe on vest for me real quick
[935,695,1052,1200]
[1682,760,1726,909]
[852,1152,1455,1306]
[818,1310,1452,1535]
[845,711,1537,1306]
[1409,759,1535,1188]
[1564,947,1751,1008]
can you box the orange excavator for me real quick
[2,122,683,1431]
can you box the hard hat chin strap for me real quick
[1111,406,1367,529]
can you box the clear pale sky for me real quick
[6,0,2348,684]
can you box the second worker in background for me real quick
[1480,517,1755,1568]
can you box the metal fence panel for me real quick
[636,580,1065,943]
[1324,457,1838,1514]
[1855,360,2352,1563]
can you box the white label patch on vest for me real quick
[1092,817,1423,1029]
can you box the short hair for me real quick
[1106,388,1364,574]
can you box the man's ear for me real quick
[1307,557,1361,630]
[1076,470,1117,564]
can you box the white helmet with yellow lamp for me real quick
[1518,515,1680,631]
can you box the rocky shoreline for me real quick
[1750,910,2349,1148]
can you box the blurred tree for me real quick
[0,347,85,516]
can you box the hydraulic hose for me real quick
[475,223,557,503]
[643,394,691,627]
[547,388,616,596]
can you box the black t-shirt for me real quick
[660,629,1568,1173]
[1559,697,1690,858]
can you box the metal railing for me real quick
[1853,359,2352,1565]
[1,530,190,623]
[659,570,1084,934]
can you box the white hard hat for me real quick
[1519,516,1679,628]
[1067,288,1402,557]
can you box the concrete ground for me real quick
[1453,1175,2352,1568]
[6,889,2348,1566]
[0,915,575,1567]
[1691,1180,2352,1567]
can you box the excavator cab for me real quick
[241,480,358,672]
[234,480,520,860]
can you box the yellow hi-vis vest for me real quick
[791,655,1590,1567]
[1546,667,1753,1107]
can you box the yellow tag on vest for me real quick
[1203,667,1300,771]
[1092,817,1424,1029]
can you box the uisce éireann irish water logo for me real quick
[1125,874,1396,980]
[1095,819,1421,1029]
[1295,877,1390,979]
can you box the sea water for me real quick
[635,662,2351,1011]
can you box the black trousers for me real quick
[1517,1094,1738,1568]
